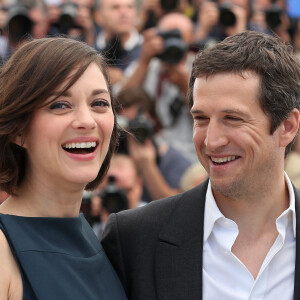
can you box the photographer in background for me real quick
[117,87,192,202]
[137,0,189,32]
[252,0,292,43]
[0,3,34,62]
[0,1,49,62]
[136,0,163,31]
[48,0,96,45]
[94,0,143,90]
[92,153,145,239]
[121,12,197,162]
[193,0,295,48]
[194,0,255,46]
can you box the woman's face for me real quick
[20,63,114,190]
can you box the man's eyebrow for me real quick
[190,109,204,115]
[222,109,250,118]
[190,108,250,116]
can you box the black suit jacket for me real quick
[102,180,300,300]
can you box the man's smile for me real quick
[210,156,240,165]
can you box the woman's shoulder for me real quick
[0,229,22,300]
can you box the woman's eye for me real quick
[92,99,110,108]
[49,101,70,110]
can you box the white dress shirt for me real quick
[203,173,296,300]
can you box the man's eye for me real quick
[49,102,70,110]
[226,116,242,121]
[194,116,208,121]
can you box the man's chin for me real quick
[210,178,245,200]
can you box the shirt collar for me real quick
[203,180,223,242]
[284,171,296,238]
[203,172,296,242]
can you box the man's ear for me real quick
[279,108,300,148]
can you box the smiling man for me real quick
[102,31,300,299]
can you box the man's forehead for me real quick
[191,72,262,113]
[101,0,134,8]
[193,71,260,93]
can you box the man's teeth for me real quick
[211,156,237,163]
[63,142,97,149]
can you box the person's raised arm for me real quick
[121,28,163,91]
[127,137,181,200]
[194,1,219,41]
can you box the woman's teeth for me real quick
[63,142,97,149]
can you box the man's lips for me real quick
[210,155,240,165]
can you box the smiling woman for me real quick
[0,38,127,299]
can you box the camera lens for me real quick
[219,4,236,27]
[156,29,188,64]
[100,176,128,214]
[265,5,282,30]
[160,0,179,12]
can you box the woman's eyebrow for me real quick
[91,89,110,96]
[51,89,110,97]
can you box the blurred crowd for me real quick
[0,0,300,238]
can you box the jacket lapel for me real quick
[155,182,300,299]
[155,181,208,300]
[294,186,300,300]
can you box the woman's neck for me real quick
[0,179,84,218]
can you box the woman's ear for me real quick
[279,108,300,148]
[13,134,25,147]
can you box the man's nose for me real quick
[204,121,229,151]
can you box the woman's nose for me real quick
[72,106,97,130]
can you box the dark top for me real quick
[0,213,127,300]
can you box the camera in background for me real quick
[118,108,155,145]
[265,1,283,30]
[58,2,78,32]
[3,4,33,43]
[99,176,129,214]
[156,28,188,64]
[160,0,180,12]
[219,2,236,28]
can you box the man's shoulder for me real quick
[116,192,182,226]
[102,181,209,269]
[114,181,209,229]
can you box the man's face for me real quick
[191,71,284,200]
[98,0,136,35]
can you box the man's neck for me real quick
[212,173,291,279]
[212,173,289,239]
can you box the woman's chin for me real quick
[69,173,98,187]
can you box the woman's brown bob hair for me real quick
[0,37,118,194]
